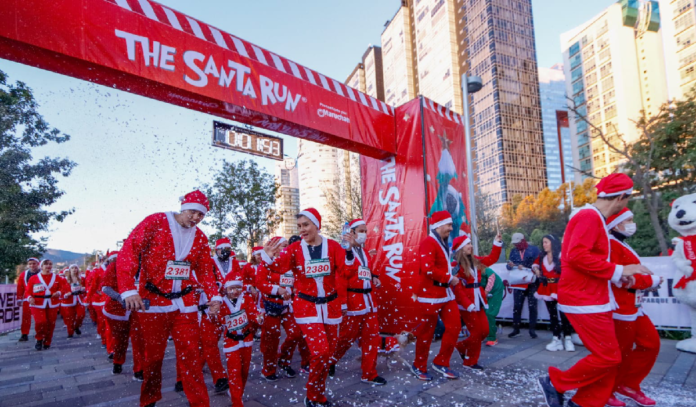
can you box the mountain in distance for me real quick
[42,249,90,266]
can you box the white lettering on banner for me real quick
[115,29,303,111]
[378,157,404,282]
[316,103,351,123]
[0,285,21,334]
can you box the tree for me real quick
[474,191,501,258]
[203,159,280,257]
[323,176,362,240]
[0,70,76,279]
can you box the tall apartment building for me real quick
[346,64,366,93]
[297,140,340,222]
[382,3,418,107]
[274,162,300,239]
[561,0,668,181]
[539,64,574,190]
[363,46,385,101]
[660,0,696,101]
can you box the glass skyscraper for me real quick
[539,64,573,190]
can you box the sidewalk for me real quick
[0,322,694,406]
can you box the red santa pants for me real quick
[106,312,144,372]
[455,308,489,367]
[331,312,380,380]
[413,300,461,372]
[260,311,306,376]
[298,322,339,403]
[613,315,660,392]
[199,313,227,383]
[93,305,113,351]
[30,307,59,346]
[87,304,98,324]
[61,305,85,337]
[549,312,621,407]
[225,346,252,407]
[21,301,32,335]
[138,311,209,407]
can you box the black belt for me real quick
[266,294,284,300]
[464,283,481,289]
[433,281,449,288]
[32,294,52,299]
[628,289,637,294]
[546,278,559,284]
[297,292,338,304]
[145,282,194,300]
[226,329,251,342]
[347,287,372,294]
[198,304,209,313]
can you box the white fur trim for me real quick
[210,295,222,303]
[216,243,232,249]
[429,218,453,230]
[607,210,634,230]
[350,220,366,228]
[558,302,615,314]
[299,210,320,229]
[120,290,138,299]
[611,265,623,285]
[598,188,633,198]
[224,280,243,288]
[108,253,118,261]
[493,239,503,247]
[650,275,661,288]
[181,202,208,215]
[455,237,471,252]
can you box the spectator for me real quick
[481,267,504,346]
[506,232,540,338]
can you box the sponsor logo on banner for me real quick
[317,103,350,123]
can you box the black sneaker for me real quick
[174,381,184,392]
[112,364,122,375]
[75,328,82,335]
[35,340,43,351]
[361,376,387,386]
[18,334,29,342]
[508,330,521,338]
[264,374,279,382]
[530,330,538,339]
[304,397,315,407]
[328,364,336,378]
[537,376,564,407]
[463,364,484,371]
[43,344,50,350]
[108,352,114,360]
[214,378,229,393]
[101,344,107,349]
[144,404,156,407]
[281,365,297,378]
[133,371,144,382]
[300,365,310,374]
[567,401,580,407]
[67,335,74,339]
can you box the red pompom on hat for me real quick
[595,173,634,198]
[349,219,366,229]
[429,210,453,230]
[607,207,634,230]
[298,208,322,229]
[215,237,232,249]
[452,234,472,252]
[223,269,244,289]
[180,190,209,215]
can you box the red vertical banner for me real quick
[421,97,472,240]
[360,99,427,335]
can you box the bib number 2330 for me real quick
[305,259,331,279]
[165,261,191,280]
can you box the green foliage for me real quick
[0,70,76,279]
[203,159,280,256]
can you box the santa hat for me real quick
[595,173,634,198]
[215,237,232,249]
[69,264,79,269]
[107,251,119,261]
[607,208,634,230]
[252,246,264,255]
[452,234,472,253]
[429,210,452,230]
[27,257,39,263]
[223,269,244,288]
[274,236,288,244]
[180,190,210,215]
[349,219,366,229]
[298,208,321,229]
[39,259,51,268]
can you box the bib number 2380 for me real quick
[226,310,249,331]
[165,261,191,280]
[305,259,331,279]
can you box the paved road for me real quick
[0,319,694,407]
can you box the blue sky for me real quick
[0,0,614,253]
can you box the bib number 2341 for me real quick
[165,261,191,280]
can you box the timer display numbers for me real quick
[212,121,284,161]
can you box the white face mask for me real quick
[356,233,367,245]
[620,222,637,237]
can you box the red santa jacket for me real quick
[101,261,132,320]
[338,246,379,316]
[17,269,39,303]
[241,262,258,292]
[212,293,260,353]
[83,269,93,305]
[61,277,87,307]
[609,237,660,321]
[534,256,561,300]
[117,212,221,313]
[86,265,107,307]
[255,260,293,314]
[417,232,456,304]
[27,273,67,309]
[558,205,623,314]
[674,235,696,289]
[453,242,503,312]
[260,236,354,325]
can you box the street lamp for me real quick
[461,73,483,255]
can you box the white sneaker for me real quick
[564,336,576,352]
[570,333,583,347]
[545,337,564,352]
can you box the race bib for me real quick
[33,285,46,294]
[280,272,295,288]
[305,259,331,279]
[358,266,371,281]
[165,261,191,280]
[225,310,249,332]
[71,283,82,293]
[635,290,644,308]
